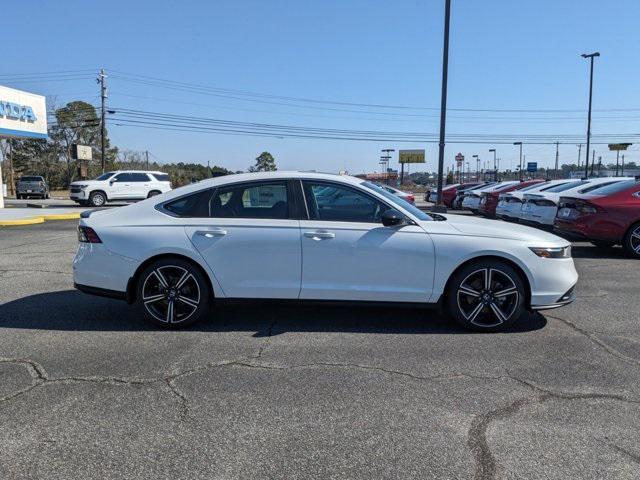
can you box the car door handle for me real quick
[304,231,335,240]
[196,229,227,238]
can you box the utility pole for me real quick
[473,155,479,181]
[581,52,599,179]
[435,0,452,211]
[576,143,583,169]
[615,150,620,177]
[554,142,559,179]
[98,68,108,173]
[590,149,595,176]
[145,150,149,170]
[621,154,625,176]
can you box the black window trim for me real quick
[299,179,398,224]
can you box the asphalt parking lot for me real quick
[1,220,639,480]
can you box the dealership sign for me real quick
[0,85,47,139]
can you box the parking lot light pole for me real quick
[489,149,496,179]
[435,0,452,211]
[473,155,479,181]
[581,52,599,179]
[513,142,523,180]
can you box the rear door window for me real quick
[210,181,289,219]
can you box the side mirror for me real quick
[381,209,405,227]
[109,180,115,185]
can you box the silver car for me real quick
[16,176,50,199]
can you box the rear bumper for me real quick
[74,283,127,301]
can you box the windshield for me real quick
[362,182,432,221]
[19,176,42,182]
[95,172,115,181]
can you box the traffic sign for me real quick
[527,162,537,172]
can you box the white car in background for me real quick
[520,177,633,227]
[462,181,518,212]
[70,170,172,207]
[74,171,577,333]
[496,179,573,221]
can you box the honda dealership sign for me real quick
[0,85,47,139]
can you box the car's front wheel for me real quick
[136,258,211,328]
[89,191,107,207]
[447,260,526,332]
[623,222,640,259]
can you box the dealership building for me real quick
[0,85,48,208]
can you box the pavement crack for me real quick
[603,441,640,465]
[546,313,640,366]
[164,378,191,420]
[253,319,278,359]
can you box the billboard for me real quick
[0,85,48,139]
[399,149,425,164]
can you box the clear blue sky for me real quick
[4,0,640,173]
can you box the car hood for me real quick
[430,213,566,244]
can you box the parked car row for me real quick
[457,177,640,259]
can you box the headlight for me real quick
[529,246,571,258]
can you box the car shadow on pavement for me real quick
[0,290,547,335]
[570,244,629,260]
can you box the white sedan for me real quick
[520,177,632,226]
[74,172,578,332]
[462,181,518,212]
[496,179,573,221]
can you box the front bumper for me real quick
[70,189,87,200]
[531,286,576,310]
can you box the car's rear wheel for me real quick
[137,258,210,328]
[89,191,106,207]
[447,260,526,332]
[623,222,640,259]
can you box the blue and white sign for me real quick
[527,162,538,172]
[0,85,47,139]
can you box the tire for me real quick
[623,222,640,259]
[136,257,211,328]
[446,259,526,332]
[16,194,22,200]
[89,191,107,207]
[591,240,615,249]
[147,190,161,198]
[45,193,50,199]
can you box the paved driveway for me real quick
[0,221,638,479]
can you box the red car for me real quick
[553,178,640,257]
[440,182,482,208]
[478,179,544,217]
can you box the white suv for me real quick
[69,170,172,207]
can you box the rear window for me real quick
[519,182,548,192]
[583,180,638,195]
[163,190,213,217]
[151,173,170,182]
[493,182,518,192]
[19,176,42,182]
[544,180,587,193]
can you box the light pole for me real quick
[381,148,395,184]
[489,148,496,180]
[435,0,452,211]
[472,155,479,181]
[581,52,600,178]
[513,142,523,180]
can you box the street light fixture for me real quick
[581,52,600,178]
[513,142,523,180]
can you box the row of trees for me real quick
[0,100,278,191]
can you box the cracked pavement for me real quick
[0,221,639,479]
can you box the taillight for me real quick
[78,226,102,243]
[576,202,598,214]
[406,194,415,203]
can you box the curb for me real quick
[0,212,80,227]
